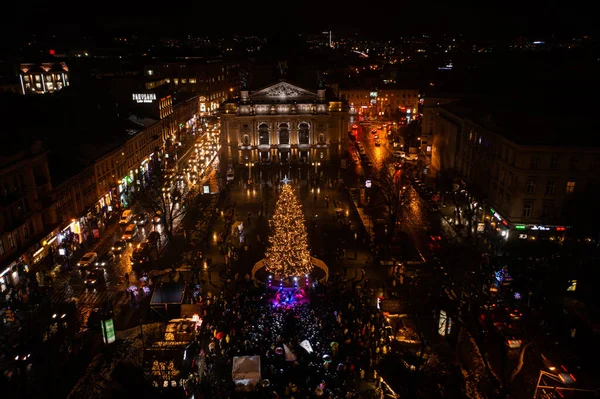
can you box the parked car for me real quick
[85,269,106,287]
[131,242,152,266]
[119,210,133,226]
[405,153,419,162]
[153,211,163,224]
[111,239,127,254]
[122,224,138,242]
[94,252,115,267]
[77,252,98,268]
[393,151,406,158]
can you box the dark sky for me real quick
[0,1,596,44]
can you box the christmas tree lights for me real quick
[265,184,312,278]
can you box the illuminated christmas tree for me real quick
[265,183,312,278]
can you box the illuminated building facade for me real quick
[0,142,57,288]
[340,86,419,119]
[430,99,600,235]
[19,62,70,95]
[219,81,349,165]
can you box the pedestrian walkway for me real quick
[49,287,127,308]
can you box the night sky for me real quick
[0,2,596,47]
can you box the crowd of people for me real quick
[186,280,395,398]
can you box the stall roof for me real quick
[151,283,186,305]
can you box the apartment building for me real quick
[144,59,240,113]
[0,141,57,288]
[431,97,600,236]
[19,61,70,95]
[340,85,419,119]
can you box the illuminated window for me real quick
[298,123,309,144]
[35,83,41,89]
[147,70,154,76]
[566,181,576,193]
[523,203,532,218]
[189,78,196,84]
[278,123,289,145]
[23,75,30,82]
[181,79,187,84]
[258,123,269,145]
[174,79,179,85]
[35,75,40,82]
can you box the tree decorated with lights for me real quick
[265,181,312,278]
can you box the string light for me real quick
[265,184,312,278]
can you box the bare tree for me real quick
[371,165,411,241]
[131,169,188,240]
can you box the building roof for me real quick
[0,92,155,185]
[441,92,600,147]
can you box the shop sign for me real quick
[515,225,526,230]
[529,225,550,231]
[132,93,156,103]
[101,318,116,344]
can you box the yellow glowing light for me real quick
[265,184,312,278]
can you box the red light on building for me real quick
[49,49,55,55]
[556,226,566,231]
[502,220,508,226]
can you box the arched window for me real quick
[278,123,289,145]
[258,123,269,145]
[298,123,309,145]
[242,134,250,146]
[318,134,325,144]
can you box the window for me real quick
[23,224,29,239]
[542,203,551,217]
[278,123,289,145]
[318,134,325,144]
[523,203,532,218]
[258,123,269,145]
[531,156,541,169]
[0,239,4,255]
[527,180,536,194]
[570,158,579,171]
[566,181,576,193]
[242,134,250,146]
[546,180,555,195]
[23,75,30,82]
[298,123,309,145]
[550,156,559,169]
[7,232,15,248]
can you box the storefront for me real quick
[487,207,511,240]
[0,257,29,292]
[513,224,569,241]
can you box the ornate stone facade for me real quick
[219,81,349,166]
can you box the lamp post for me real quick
[246,162,252,184]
